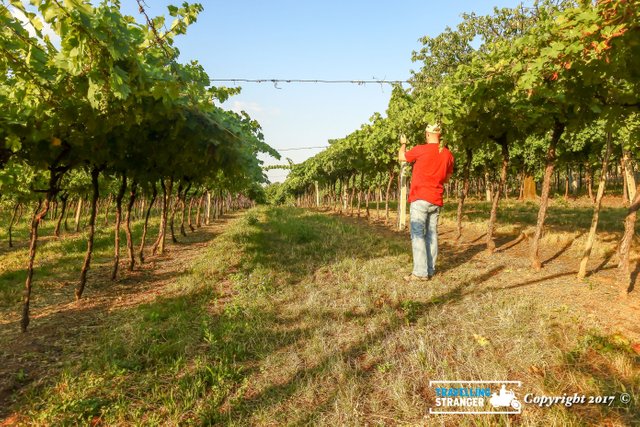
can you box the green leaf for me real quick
[5,135,21,152]
[87,79,102,109]
[31,16,43,32]
[110,66,131,100]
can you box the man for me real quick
[398,124,454,281]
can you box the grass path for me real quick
[1,206,639,426]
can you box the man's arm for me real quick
[398,134,408,162]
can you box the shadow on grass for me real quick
[212,207,637,424]
[218,261,624,424]
[444,200,637,235]
[589,250,617,277]
[0,284,313,423]
[3,206,635,424]
[542,233,584,267]
[0,224,224,419]
[0,219,169,307]
[495,229,526,252]
[470,233,487,243]
[628,261,640,294]
[205,208,512,423]
[215,283,468,425]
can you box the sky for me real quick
[33,0,533,182]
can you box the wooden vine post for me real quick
[398,161,408,231]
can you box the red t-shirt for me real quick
[404,144,454,206]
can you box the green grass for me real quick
[0,210,162,307]
[2,206,639,425]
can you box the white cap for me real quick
[425,123,441,134]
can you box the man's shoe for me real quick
[403,274,430,282]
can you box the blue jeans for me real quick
[410,200,440,277]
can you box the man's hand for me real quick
[398,134,408,162]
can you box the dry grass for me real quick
[1,205,639,426]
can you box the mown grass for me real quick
[2,206,639,425]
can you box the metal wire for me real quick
[209,79,409,85]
